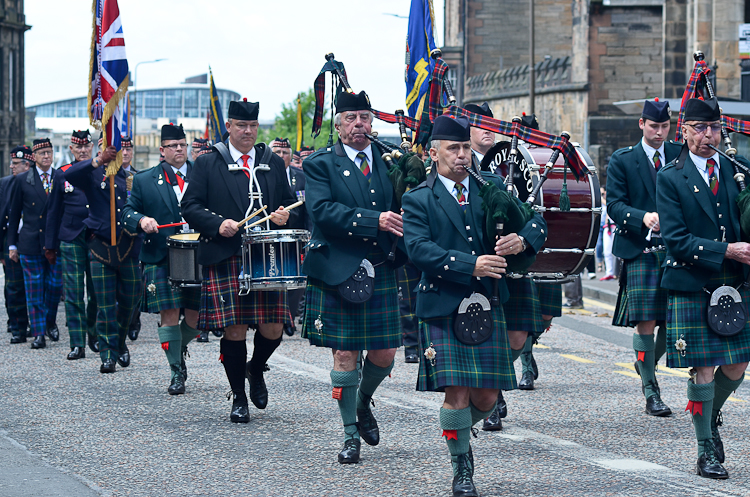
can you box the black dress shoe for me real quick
[67,347,85,360]
[519,370,535,390]
[118,345,130,368]
[31,335,46,349]
[497,390,508,419]
[711,411,725,463]
[211,328,224,338]
[46,325,60,342]
[696,441,728,479]
[230,394,250,423]
[128,316,141,341]
[88,334,99,353]
[247,371,268,410]
[337,438,361,464]
[482,406,503,431]
[645,394,672,417]
[404,349,419,363]
[531,354,539,380]
[357,395,380,446]
[180,347,189,381]
[451,452,478,497]
[10,334,26,344]
[168,367,186,395]
[283,323,295,337]
[196,331,209,343]
[100,359,116,373]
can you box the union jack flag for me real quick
[88,0,129,173]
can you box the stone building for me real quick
[442,0,750,178]
[0,0,29,176]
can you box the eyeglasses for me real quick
[686,123,722,134]
[163,143,188,150]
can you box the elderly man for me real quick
[608,98,681,416]
[301,90,406,464]
[182,99,298,423]
[46,130,99,359]
[3,146,32,343]
[657,97,750,479]
[8,138,63,350]
[123,124,201,395]
[403,115,546,496]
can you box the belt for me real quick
[643,245,666,254]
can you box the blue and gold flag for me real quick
[405,0,437,118]
[208,67,227,143]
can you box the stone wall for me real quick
[663,0,688,99]
[0,2,29,176]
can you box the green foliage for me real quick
[257,89,334,150]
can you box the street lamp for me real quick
[132,58,167,143]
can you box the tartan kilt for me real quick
[301,265,402,351]
[141,263,200,313]
[613,250,668,327]
[417,305,517,392]
[537,283,562,318]
[667,263,750,368]
[503,277,542,334]
[198,255,290,330]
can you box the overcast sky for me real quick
[25,0,445,121]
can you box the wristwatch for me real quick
[518,236,527,252]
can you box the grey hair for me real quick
[430,139,442,151]
[334,111,375,127]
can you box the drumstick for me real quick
[236,205,268,229]
[244,200,304,229]
[156,221,187,229]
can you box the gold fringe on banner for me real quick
[102,75,130,177]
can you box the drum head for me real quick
[170,232,201,241]
[479,142,537,202]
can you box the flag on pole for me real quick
[208,67,227,143]
[296,94,303,151]
[88,0,129,175]
[204,109,211,139]
[405,0,437,119]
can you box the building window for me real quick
[165,89,181,119]
[143,90,163,119]
[57,99,77,118]
[8,50,13,112]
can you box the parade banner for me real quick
[208,67,227,143]
[405,0,438,119]
[88,0,129,175]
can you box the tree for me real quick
[258,89,334,150]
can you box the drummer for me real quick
[465,102,496,168]
[122,123,200,395]
[181,99,298,423]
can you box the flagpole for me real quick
[110,177,116,245]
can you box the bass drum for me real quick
[479,141,540,204]
[524,145,601,282]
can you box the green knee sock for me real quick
[520,335,534,374]
[541,318,553,331]
[687,380,715,457]
[713,368,744,418]
[469,401,496,426]
[633,334,657,398]
[179,319,199,348]
[511,347,523,363]
[654,326,667,365]
[331,370,360,441]
[157,325,182,380]
[356,358,393,410]
[439,407,472,456]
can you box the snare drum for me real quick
[239,229,309,294]
[524,145,601,282]
[167,233,202,288]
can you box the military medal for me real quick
[101,181,106,189]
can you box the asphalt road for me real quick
[0,290,748,497]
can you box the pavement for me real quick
[1,271,750,496]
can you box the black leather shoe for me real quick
[357,394,380,446]
[531,354,539,380]
[168,367,185,395]
[180,347,189,381]
[46,325,60,342]
[696,441,728,479]
[482,406,503,431]
[247,371,268,410]
[118,345,130,368]
[211,328,224,338]
[711,411,725,463]
[645,394,672,417]
[519,370,535,390]
[10,334,26,344]
[283,323,295,337]
[31,335,46,349]
[497,390,508,418]
[88,334,99,353]
[230,395,250,423]
[337,438,361,464]
[451,452,478,497]
[404,349,419,363]
[67,347,85,360]
[100,359,116,373]
[128,316,140,341]
[196,331,209,343]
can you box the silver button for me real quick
[451,257,456,261]
[694,255,699,260]
[468,237,473,242]
[719,214,723,218]
[627,213,630,217]
[471,251,476,255]
[353,222,357,227]
[371,189,375,194]
[348,232,352,236]
[532,223,537,228]
[444,265,449,270]
[357,213,362,218]
[466,226,470,230]
[429,283,433,288]
[372,202,376,206]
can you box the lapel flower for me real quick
[424,343,437,366]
